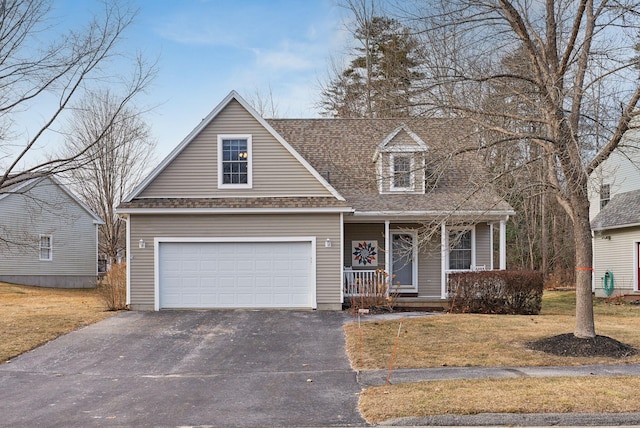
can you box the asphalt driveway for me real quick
[0,310,366,427]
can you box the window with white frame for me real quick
[449,230,472,270]
[39,234,52,261]
[600,183,610,209]
[391,154,413,190]
[218,135,252,188]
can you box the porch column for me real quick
[441,222,447,299]
[489,223,494,270]
[384,220,390,276]
[500,219,507,270]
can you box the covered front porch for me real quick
[342,217,508,301]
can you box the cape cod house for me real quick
[118,91,514,310]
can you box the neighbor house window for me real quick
[39,235,52,261]
[218,134,252,188]
[600,183,610,209]
[391,154,413,190]
[449,230,472,270]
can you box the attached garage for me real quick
[155,238,315,310]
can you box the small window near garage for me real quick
[600,183,610,209]
[391,154,413,191]
[218,135,252,188]
[39,234,52,261]
[449,230,471,270]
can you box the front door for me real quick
[391,231,417,291]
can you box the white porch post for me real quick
[499,219,507,270]
[441,222,447,299]
[384,220,390,277]
[489,223,494,270]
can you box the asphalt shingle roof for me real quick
[122,117,513,216]
[118,196,350,210]
[591,189,640,230]
[267,118,513,214]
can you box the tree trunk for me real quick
[573,198,595,338]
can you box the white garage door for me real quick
[158,241,313,309]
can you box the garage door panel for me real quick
[159,241,313,309]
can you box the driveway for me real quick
[0,310,366,427]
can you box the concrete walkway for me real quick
[359,363,640,386]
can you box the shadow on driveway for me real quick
[0,310,367,427]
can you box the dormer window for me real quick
[391,154,414,191]
[218,134,252,189]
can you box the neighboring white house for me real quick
[589,128,640,297]
[0,174,104,288]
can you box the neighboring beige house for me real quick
[0,175,103,288]
[589,128,640,297]
[118,91,514,310]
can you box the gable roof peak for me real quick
[123,90,345,202]
[373,123,428,161]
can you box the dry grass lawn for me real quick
[0,281,116,362]
[347,291,640,423]
[345,291,640,369]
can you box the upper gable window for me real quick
[600,183,610,209]
[218,135,252,189]
[391,154,414,191]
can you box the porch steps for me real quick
[393,297,449,312]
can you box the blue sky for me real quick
[54,0,350,160]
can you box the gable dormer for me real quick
[374,124,429,194]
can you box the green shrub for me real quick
[448,270,543,315]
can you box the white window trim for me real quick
[446,226,476,272]
[39,234,53,261]
[217,134,252,189]
[390,153,415,191]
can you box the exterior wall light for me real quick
[139,239,146,249]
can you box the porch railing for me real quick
[343,269,388,297]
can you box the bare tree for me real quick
[62,90,155,266]
[402,0,640,338]
[0,0,155,191]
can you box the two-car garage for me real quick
[156,238,315,310]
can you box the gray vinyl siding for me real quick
[593,226,640,296]
[343,223,385,268]
[419,232,442,297]
[140,100,332,198]
[129,213,342,308]
[0,178,98,286]
[475,223,492,269]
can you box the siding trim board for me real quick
[119,207,353,215]
[153,236,317,311]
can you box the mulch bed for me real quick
[527,333,637,358]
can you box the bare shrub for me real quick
[448,270,543,315]
[98,263,127,311]
[348,269,399,313]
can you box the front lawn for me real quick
[0,282,115,362]
[345,291,640,369]
[347,291,640,423]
